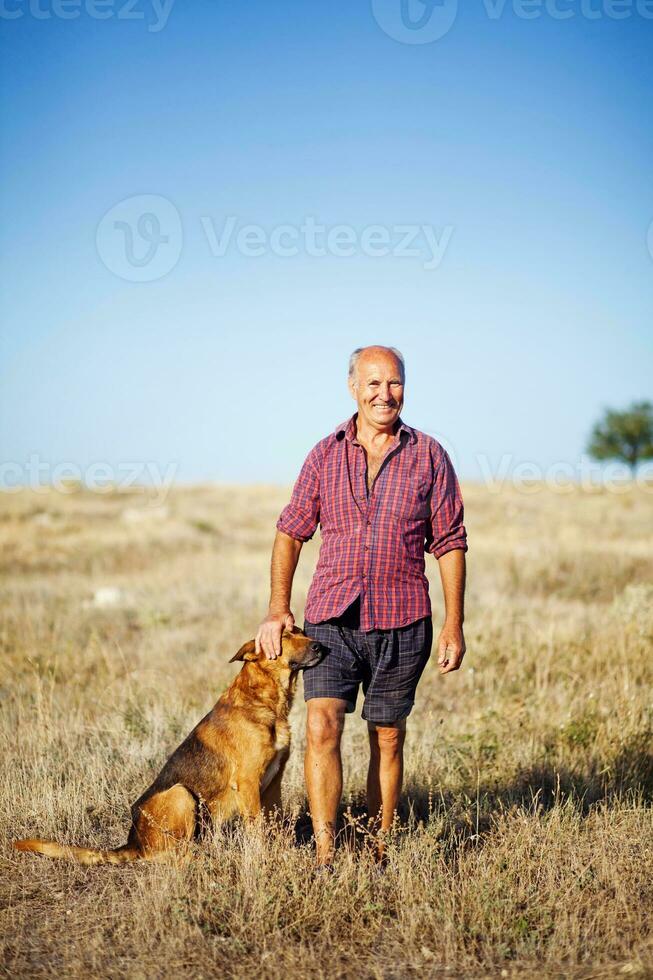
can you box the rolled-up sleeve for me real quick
[426,449,468,559]
[276,444,322,542]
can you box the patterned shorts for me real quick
[303,600,433,726]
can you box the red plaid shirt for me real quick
[277,414,467,630]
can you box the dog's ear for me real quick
[229,640,258,663]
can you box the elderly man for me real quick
[256,345,467,868]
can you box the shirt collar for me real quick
[335,413,416,445]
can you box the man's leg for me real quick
[366,720,406,859]
[305,697,347,866]
[363,617,433,858]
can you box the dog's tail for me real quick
[13,838,141,865]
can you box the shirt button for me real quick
[367,520,372,526]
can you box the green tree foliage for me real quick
[587,401,653,472]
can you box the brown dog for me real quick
[14,628,323,864]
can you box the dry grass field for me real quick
[1,482,652,979]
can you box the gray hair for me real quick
[348,346,405,385]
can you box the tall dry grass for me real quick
[1,483,652,978]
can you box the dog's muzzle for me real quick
[293,641,324,670]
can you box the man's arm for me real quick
[256,531,303,660]
[436,548,466,674]
[256,442,323,660]
[426,446,468,675]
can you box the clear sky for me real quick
[1,0,652,486]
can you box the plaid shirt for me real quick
[277,414,467,630]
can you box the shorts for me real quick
[303,599,433,726]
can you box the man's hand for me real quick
[255,610,295,660]
[437,622,466,674]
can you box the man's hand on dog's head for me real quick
[256,611,296,660]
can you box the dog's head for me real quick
[229,627,324,672]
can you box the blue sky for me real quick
[1,0,652,485]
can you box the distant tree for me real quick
[587,401,653,474]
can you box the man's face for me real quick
[348,352,404,431]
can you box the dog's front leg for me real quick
[237,780,261,820]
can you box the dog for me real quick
[14,628,323,864]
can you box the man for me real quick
[256,345,467,868]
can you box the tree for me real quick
[587,401,653,473]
